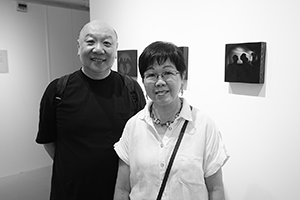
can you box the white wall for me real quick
[0,0,89,178]
[47,6,89,79]
[90,0,300,200]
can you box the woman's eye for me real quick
[146,73,156,78]
[164,71,173,75]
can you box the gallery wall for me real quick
[0,0,89,178]
[90,0,300,200]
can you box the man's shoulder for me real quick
[114,72,136,87]
[51,70,79,105]
[50,70,79,84]
[114,71,146,112]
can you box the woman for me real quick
[114,41,229,200]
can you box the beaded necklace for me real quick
[150,99,183,128]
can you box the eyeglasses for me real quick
[144,70,179,82]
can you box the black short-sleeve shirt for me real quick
[36,69,145,200]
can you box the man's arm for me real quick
[114,159,131,200]
[43,142,56,160]
[205,168,226,200]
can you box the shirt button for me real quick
[160,163,165,168]
[160,143,164,148]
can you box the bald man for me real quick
[36,20,146,200]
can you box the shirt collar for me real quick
[180,98,193,122]
[139,98,193,123]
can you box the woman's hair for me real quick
[138,41,187,80]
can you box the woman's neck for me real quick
[152,98,182,124]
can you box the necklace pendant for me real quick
[153,118,161,125]
[165,121,171,127]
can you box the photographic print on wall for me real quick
[179,46,189,90]
[225,42,266,84]
[117,50,138,79]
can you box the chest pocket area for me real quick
[177,156,205,193]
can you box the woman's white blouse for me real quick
[114,98,229,200]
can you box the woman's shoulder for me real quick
[188,105,216,126]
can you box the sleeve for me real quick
[203,118,230,178]
[114,120,132,165]
[35,79,58,144]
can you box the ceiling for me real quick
[17,0,89,11]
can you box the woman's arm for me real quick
[114,159,131,200]
[205,168,226,200]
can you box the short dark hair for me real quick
[138,41,187,80]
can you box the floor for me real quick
[0,166,51,200]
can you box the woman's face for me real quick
[143,58,182,106]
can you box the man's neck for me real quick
[81,67,111,80]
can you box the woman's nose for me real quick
[155,77,166,87]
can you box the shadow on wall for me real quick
[0,166,51,200]
[227,46,268,98]
[243,183,280,200]
[229,83,266,97]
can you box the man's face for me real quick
[77,21,118,76]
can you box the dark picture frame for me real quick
[117,50,138,78]
[179,46,189,89]
[225,42,266,84]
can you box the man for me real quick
[36,20,146,200]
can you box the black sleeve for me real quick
[35,79,58,144]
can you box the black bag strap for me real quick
[54,74,70,107]
[121,74,138,112]
[156,119,189,200]
[53,73,138,106]
[54,73,141,112]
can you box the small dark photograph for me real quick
[117,50,138,78]
[179,46,189,89]
[225,42,266,84]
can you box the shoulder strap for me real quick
[121,74,138,112]
[156,119,189,200]
[54,73,139,110]
[54,74,70,107]
[156,106,193,200]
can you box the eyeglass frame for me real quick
[143,70,180,82]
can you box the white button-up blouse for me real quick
[114,98,229,200]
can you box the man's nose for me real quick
[93,43,104,53]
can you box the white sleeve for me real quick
[203,119,230,177]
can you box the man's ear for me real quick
[115,42,119,59]
[77,40,80,56]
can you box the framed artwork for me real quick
[179,46,189,89]
[117,50,137,78]
[225,42,266,84]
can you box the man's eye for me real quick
[103,41,112,47]
[86,40,95,45]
